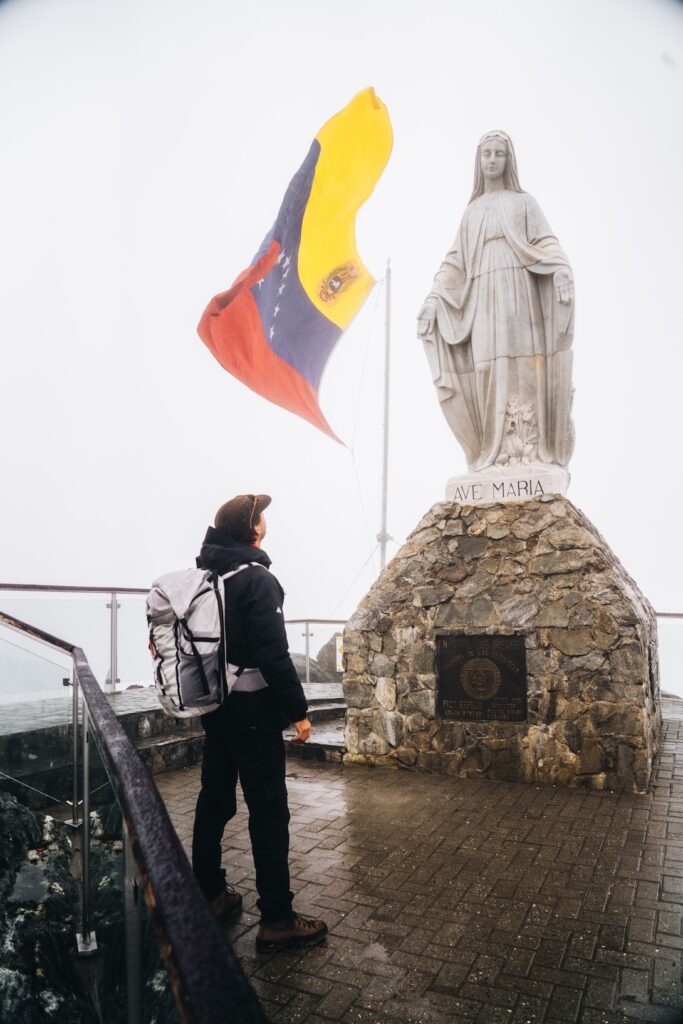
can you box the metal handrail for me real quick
[0,583,148,594]
[1,582,682,618]
[286,618,347,625]
[0,609,75,651]
[0,608,268,1024]
[0,585,148,593]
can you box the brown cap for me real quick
[214,494,271,541]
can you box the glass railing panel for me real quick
[0,591,153,691]
[0,594,110,682]
[285,620,345,682]
[86,726,181,1023]
[657,616,683,700]
[116,594,151,689]
[0,626,74,811]
[0,620,72,700]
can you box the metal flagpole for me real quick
[378,260,392,569]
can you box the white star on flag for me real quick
[273,304,280,317]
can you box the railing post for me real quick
[70,667,81,828]
[106,591,120,694]
[76,698,97,956]
[304,621,311,687]
[123,821,142,1024]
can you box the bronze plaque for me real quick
[436,635,527,722]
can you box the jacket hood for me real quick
[197,526,272,573]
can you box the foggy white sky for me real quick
[1,0,682,628]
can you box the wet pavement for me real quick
[154,696,683,1024]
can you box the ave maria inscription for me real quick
[450,479,545,502]
[445,466,570,503]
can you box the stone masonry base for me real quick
[342,496,661,793]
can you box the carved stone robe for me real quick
[423,189,574,471]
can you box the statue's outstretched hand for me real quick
[418,301,436,336]
[554,270,574,305]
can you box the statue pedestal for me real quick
[342,496,661,793]
[446,464,569,503]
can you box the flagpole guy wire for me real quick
[377,260,393,570]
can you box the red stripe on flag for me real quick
[198,245,339,441]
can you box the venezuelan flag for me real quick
[197,87,393,440]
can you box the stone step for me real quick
[117,708,203,744]
[0,687,348,810]
[307,701,346,723]
[136,732,204,775]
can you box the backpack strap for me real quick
[217,563,268,690]
[219,561,267,582]
[179,616,211,696]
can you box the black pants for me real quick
[191,691,293,922]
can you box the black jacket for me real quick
[197,527,308,726]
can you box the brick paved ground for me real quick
[155,696,683,1024]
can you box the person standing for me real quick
[191,493,327,951]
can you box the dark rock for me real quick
[370,652,395,677]
[440,564,469,584]
[377,708,403,748]
[342,496,660,793]
[0,801,96,1024]
[414,584,453,607]
[549,628,594,656]
[456,571,492,599]
[530,549,600,575]
[609,644,645,686]
[496,594,540,626]
[535,601,570,627]
[344,680,376,708]
[457,535,489,560]
[578,739,608,774]
[416,751,444,772]
[398,690,435,718]
[394,747,417,766]
[291,652,340,685]
[0,794,41,874]
[316,631,344,674]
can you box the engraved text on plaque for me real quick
[436,635,527,722]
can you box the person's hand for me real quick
[417,301,436,336]
[554,270,574,305]
[292,718,311,743]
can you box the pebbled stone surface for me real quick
[341,498,661,793]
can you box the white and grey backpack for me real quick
[146,564,251,718]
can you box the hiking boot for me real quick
[256,912,328,951]
[208,874,243,921]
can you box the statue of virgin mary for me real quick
[418,131,575,473]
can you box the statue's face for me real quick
[480,139,507,181]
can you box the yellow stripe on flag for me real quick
[298,87,393,329]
